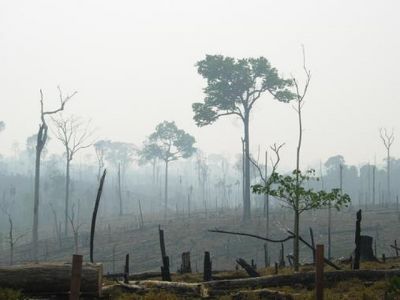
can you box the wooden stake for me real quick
[69,254,83,300]
[315,244,324,300]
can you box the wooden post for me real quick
[315,244,324,300]
[69,254,83,300]
[274,262,278,274]
[124,254,129,283]
[382,253,386,263]
[203,251,212,282]
[309,227,315,263]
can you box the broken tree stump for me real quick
[352,209,362,270]
[279,243,286,267]
[360,235,378,261]
[203,251,212,282]
[180,251,192,274]
[124,254,130,284]
[236,258,260,277]
[159,226,171,281]
[0,262,102,296]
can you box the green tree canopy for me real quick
[253,169,351,214]
[141,121,196,163]
[193,55,294,126]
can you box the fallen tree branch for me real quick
[287,230,341,270]
[208,228,341,270]
[208,229,293,243]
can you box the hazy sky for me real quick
[1,0,399,170]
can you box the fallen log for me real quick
[131,280,204,297]
[0,262,102,296]
[202,269,400,293]
[230,288,294,300]
[236,258,260,277]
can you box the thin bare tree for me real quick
[380,128,395,205]
[68,204,84,254]
[33,87,76,261]
[291,45,311,271]
[51,114,93,236]
[1,203,24,265]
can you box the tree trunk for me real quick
[243,115,251,221]
[65,157,70,236]
[293,209,300,271]
[33,127,44,262]
[90,169,106,263]
[164,160,169,219]
[0,263,102,296]
[118,163,123,216]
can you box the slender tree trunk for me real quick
[387,149,390,205]
[243,114,251,221]
[118,164,123,216]
[65,157,70,236]
[372,165,376,206]
[294,98,303,271]
[33,126,45,262]
[164,160,169,219]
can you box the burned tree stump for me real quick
[203,251,212,282]
[352,209,362,270]
[360,235,378,261]
[180,252,192,274]
[124,254,130,284]
[279,243,286,268]
[159,226,171,281]
[236,258,260,277]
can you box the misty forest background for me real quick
[0,51,398,274]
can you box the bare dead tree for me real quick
[49,203,62,249]
[1,204,24,265]
[68,204,84,254]
[380,128,395,205]
[94,142,105,182]
[51,114,94,236]
[33,87,76,261]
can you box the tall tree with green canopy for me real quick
[192,55,294,220]
[140,121,196,218]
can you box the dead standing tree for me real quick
[380,128,394,205]
[68,204,84,254]
[1,206,24,265]
[33,87,76,261]
[51,114,93,236]
[249,143,284,267]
